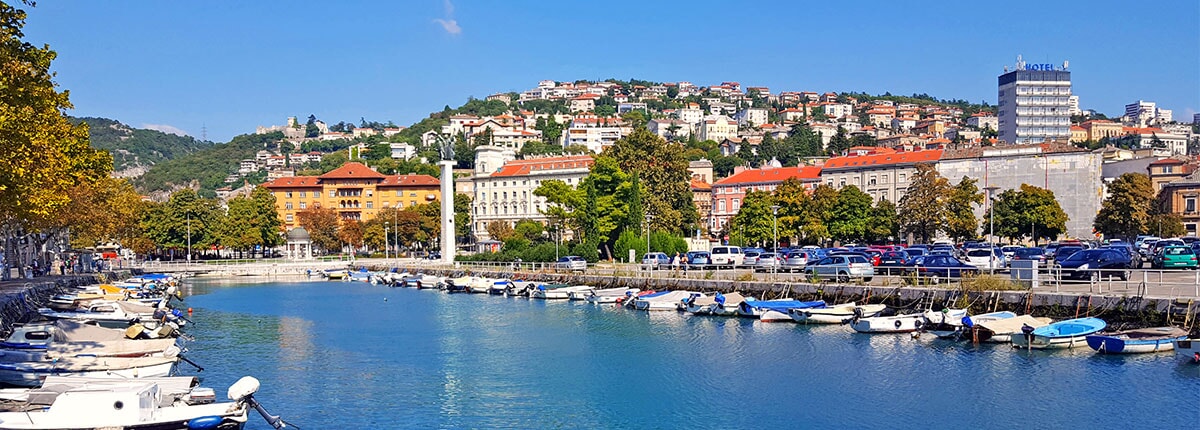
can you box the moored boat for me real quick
[736,299,823,319]
[753,300,827,322]
[532,285,591,300]
[850,312,925,333]
[710,293,750,316]
[1085,326,1189,354]
[972,315,1053,343]
[586,288,639,304]
[919,308,970,338]
[788,303,885,324]
[1011,317,1106,349]
[632,291,695,311]
[1173,338,1200,363]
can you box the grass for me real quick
[961,274,1029,292]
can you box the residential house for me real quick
[734,107,769,127]
[1147,158,1192,194]
[1158,171,1200,236]
[709,166,822,233]
[699,115,738,142]
[820,148,943,204]
[822,103,854,120]
[570,94,600,112]
[261,162,440,229]
[648,118,692,140]
[471,155,595,241]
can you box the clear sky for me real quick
[22,0,1200,142]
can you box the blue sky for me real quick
[23,0,1200,142]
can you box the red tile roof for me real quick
[318,162,386,180]
[714,166,822,186]
[823,150,944,169]
[489,155,595,177]
[379,174,440,187]
[1149,158,1185,166]
[690,179,712,191]
[261,176,322,189]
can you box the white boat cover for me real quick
[46,338,178,359]
[50,320,130,343]
[977,315,1053,334]
[115,301,158,314]
[690,292,745,307]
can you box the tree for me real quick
[803,184,839,245]
[486,221,515,242]
[827,186,872,243]
[577,156,635,259]
[534,116,564,144]
[338,219,365,252]
[727,191,776,246]
[785,122,823,157]
[1148,213,1186,238]
[1094,173,1155,241]
[898,164,950,243]
[620,110,647,129]
[944,176,984,242]
[305,115,319,138]
[866,199,899,243]
[826,126,852,156]
[297,206,341,253]
[773,178,811,243]
[534,179,585,240]
[987,185,1069,244]
[55,177,145,249]
[604,128,698,234]
[454,193,472,242]
[512,219,545,242]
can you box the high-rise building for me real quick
[1194,113,1200,125]
[1125,100,1156,126]
[997,58,1072,144]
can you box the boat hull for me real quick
[1012,334,1089,349]
[0,360,177,388]
[851,315,924,333]
[758,309,794,322]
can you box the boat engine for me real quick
[229,376,295,429]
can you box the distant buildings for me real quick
[699,115,738,142]
[1125,100,1172,127]
[997,60,1072,144]
[261,162,441,229]
[470,155,595,241]
[709,166,821,233]
[820,148,943,204]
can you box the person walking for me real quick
[672,252,681,271]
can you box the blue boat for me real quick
[961,311,1018,328]
[1085,326,1189,354]
[1011,317,1106,349]
[737,299,826,318]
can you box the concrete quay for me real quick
[0,271,136,332]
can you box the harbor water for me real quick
[182,280,1200,429]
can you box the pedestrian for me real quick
[672,252,681,271]
[59,261,65,276]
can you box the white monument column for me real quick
[440,160,455,264]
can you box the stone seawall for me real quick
[384,265,1199,334]
[0,270,138,333]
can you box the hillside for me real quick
[134,131,284,198]
[72,117,212,177]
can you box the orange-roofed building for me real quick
[471,155,595,241]
[710,166,822,232]
[261,162,441,229]
[821,150,944,203]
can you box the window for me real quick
[366,201,373,209]
[718,200,726,212]
[299,191,306,198]
[396,190,403,197]
[869,176,877,186]
[732,198,740,211]
[410,192,417,197]
[383,201,390,207]
[285,202,293,210]
[286,191,293,198]
[899,173,907,182]
[285,214,293,222]
[299,202,307,209]
[1187,198,1196,213]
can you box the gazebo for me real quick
[285,227,313,260]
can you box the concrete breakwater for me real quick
[386,264,1199,335]
[0,271,138,332]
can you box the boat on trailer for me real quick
[1085,326,1189,354]
[1011,317,1106,349]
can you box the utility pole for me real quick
[384,222,390,262]
[186,213,192,265]
[771,205,780,280]
[984,186,1000,274]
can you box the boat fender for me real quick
[894,320,902,329]
[187,415,225,430]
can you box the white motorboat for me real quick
[1010,317,1106,350]
[568,287,598,301]
[0,355,179,388]
[532,285,593,300]
[0,338,180,364]
[710,293,750,316]
[850,313,925,333]
[0,376,287,430]
[468,278,496,294]
[487,279,514,295]
[632,291,695,311]
[788,303,886,324]
[585,288,638,304]
[921,308,969,338]
[38,301,184,330]
[1173,338,1200,363]
[685,293,742,315]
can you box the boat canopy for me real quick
[741,299,825,311]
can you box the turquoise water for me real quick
[181,280,1200,429]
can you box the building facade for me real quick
[709,166,821,233]
[820,149,943,204]
[471,155,595,241]
[997,64,1072,144]
[261,162,441,230]
[1158,171,1200,237]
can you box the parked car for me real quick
[1151,246,1198,269]
[964,248,1006,270]
[906,255,979,282]
[1009,247,1047,267]
[903,248,927,258]
[709,246,744,268]
[556,256,587,271]
[1052,246,1083,263]
[877,251,913,275]
[1000,246,1022,259]
[753,252,783,272]
[1056,249,1131,280]
[685,251,711,270]
[1151,239,1185,259]
[641,252,670,270]
[1102,244,1140,268]
[741,250,762,268]
[804,255,874,282]
[780,250,812,272]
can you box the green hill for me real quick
[134,131,284,197]
[72,117,212,175]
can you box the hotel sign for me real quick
[1025,63,1055,71]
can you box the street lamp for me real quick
[984,186,1000,274]
[771,204,780,279]
[186,213,192,265]
[384,222,390,262]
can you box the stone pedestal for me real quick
[440,161,455,264]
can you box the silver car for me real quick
[780,250,812,272]
[753,252,782,272]
[804,255,874,282]
[556,256,587,272]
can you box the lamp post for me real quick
[984,186,1000,274]
[186,213,192,266]
[771,204,780,280]
[384,222,390,262]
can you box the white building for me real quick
[389,142,417,160]
[677,106,704,126]
[648,119,692,140]
[822,103,854,119]
[699,115,738,142]
[471,154,595,241]
[1125,100,1156,126]
[967,114,999,131]
[733,107,769,127]
[1068,95,1080,116]
[997,59,1072,144]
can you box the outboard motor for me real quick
[228,376,294,429]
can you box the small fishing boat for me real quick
[919,308,971,338]
[710,293,751,316]
[487,279,514,295]
[38,301,185,330]
[750,300,827,322]
[0,354,180,388]
[0,376,288,430]
[850,313,925,333]
[567,287,598,301]
[972,315,1053,343]
[632,291,695,311]
[1085,327,1189,354]
[1011,317,1106,349]
[323,268,349,280]
[788,303,885,324]
[1173,338,1200,363]
[586,288,639,304]
[532,285,592,300]
[468,278,496,294]
[684,293,740,315]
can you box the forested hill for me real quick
[134,131,284,198]
[72,117,212,176]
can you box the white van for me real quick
[710,246,744,268]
